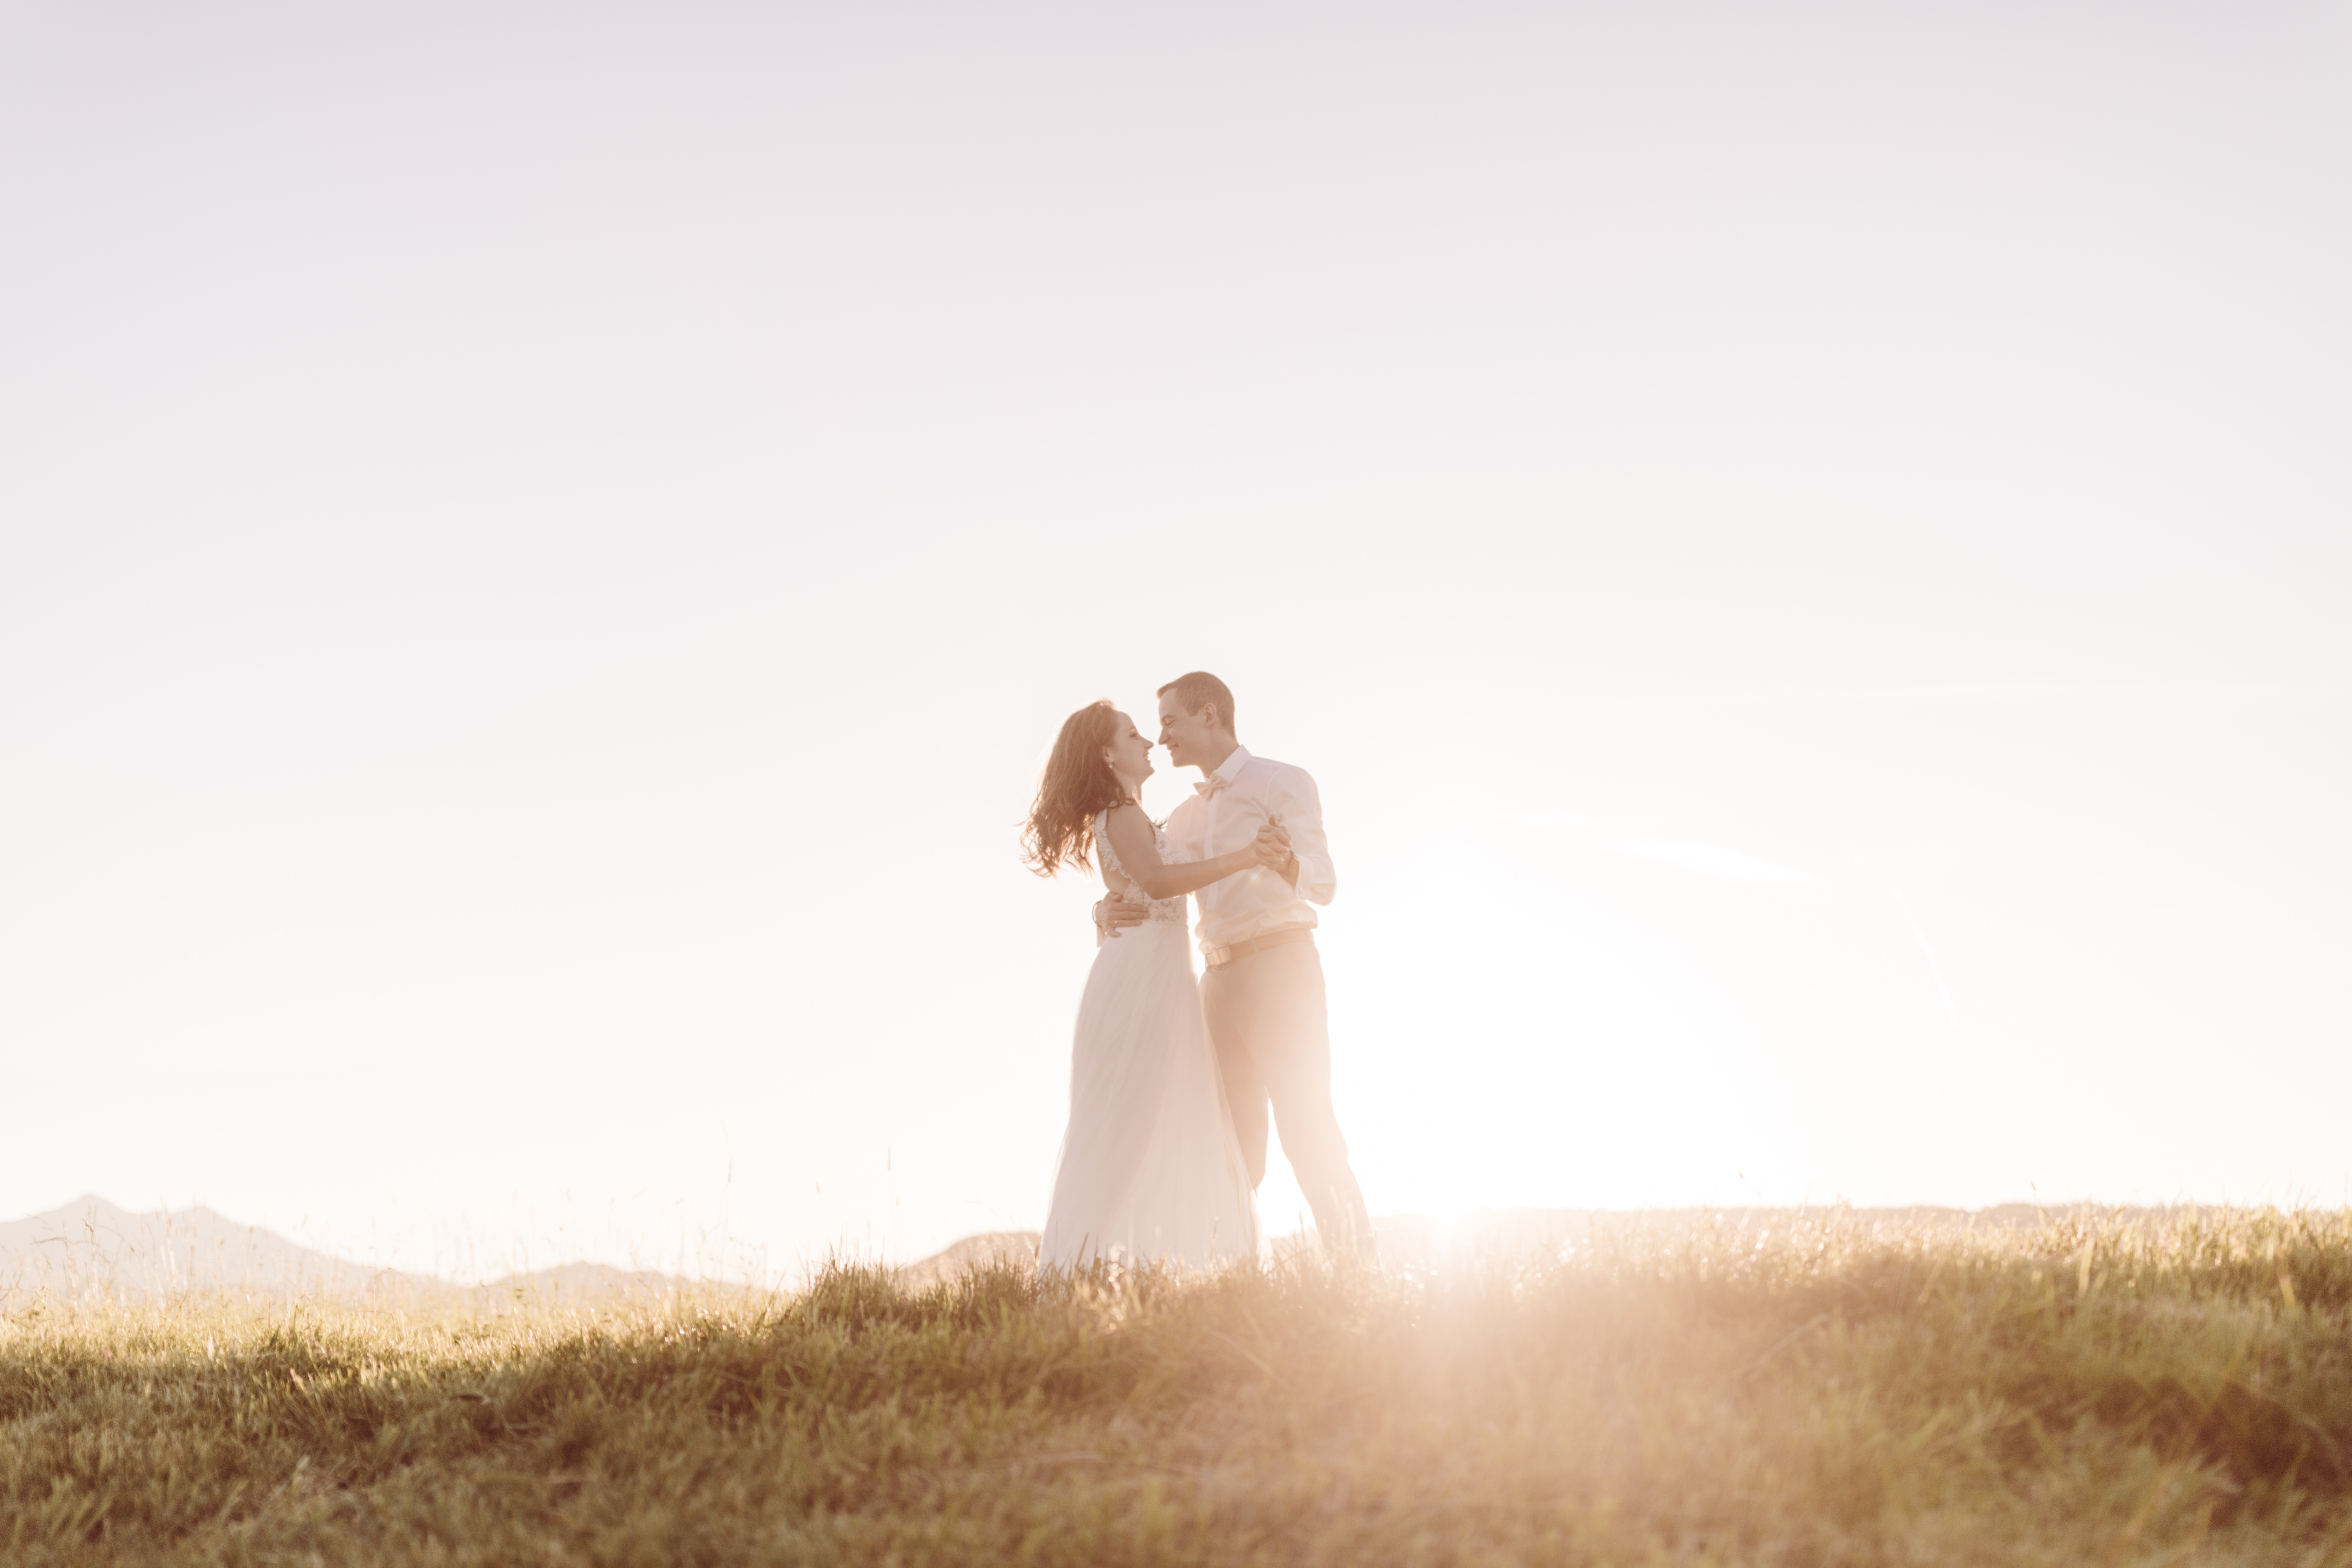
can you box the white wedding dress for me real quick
[1038,811,1260,1271]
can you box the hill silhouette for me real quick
[0,1196,686,1308]
[5,1196,2170,1306]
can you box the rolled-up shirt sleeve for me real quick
[1269,765,1337,905]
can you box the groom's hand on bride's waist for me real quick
[1093,895,1150,939]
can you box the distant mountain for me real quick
[897,1231,1041,1290]
[3,1197,2182,1307]
[0,1195,438,1305]
[0,1197,691,1308]
[479,1262,686,1306]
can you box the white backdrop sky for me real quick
[4,2,2346,1279]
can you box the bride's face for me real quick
[1103,712,1155,790]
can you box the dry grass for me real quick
[6,1207,2352,1565]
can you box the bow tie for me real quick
[1194,775,1231,797]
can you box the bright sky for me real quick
[4,2,2346,1280]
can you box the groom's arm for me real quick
[1265,767,1337,905]
[1093,894,1149,939]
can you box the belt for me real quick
[1203,926,1314,969]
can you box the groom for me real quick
[1096,671,1373,1256]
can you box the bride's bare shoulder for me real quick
[1100,800,1157,847]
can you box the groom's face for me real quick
[1156,695,1218,771]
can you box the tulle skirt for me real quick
[1039,921,1260,1271]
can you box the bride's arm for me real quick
[1102,803,1275,899]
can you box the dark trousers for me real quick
[1199,941,1371,1253]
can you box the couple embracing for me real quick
[1021,671,1371,1270]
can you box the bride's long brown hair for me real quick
[1022,699,1135,877]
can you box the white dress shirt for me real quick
[1161,746,1336,952]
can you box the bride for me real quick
[1023,700,1275,1271]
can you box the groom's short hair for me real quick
[1157,671,1237,736]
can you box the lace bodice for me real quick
[1096,811,1189,926]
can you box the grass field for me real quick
[6,1207,2352,1566]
